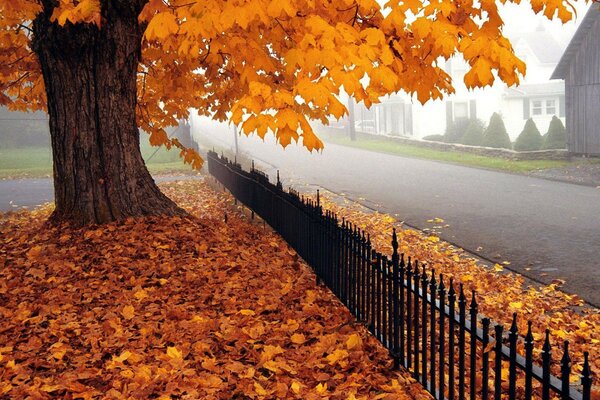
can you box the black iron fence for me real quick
[207,151,595,400]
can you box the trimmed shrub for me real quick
[422,134,446,142]
[514,118,543,151]
[460,119,485,146]
[542,116,567,150]
[444,118,470,143]
[482,113,512,149]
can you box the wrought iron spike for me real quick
[561,341,571,364]
[510,313,518,333]
[543,329,552,352]
[526,321,534,342]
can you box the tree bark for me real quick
[32,1,185,225]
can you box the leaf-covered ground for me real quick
[0,179,431,399]
[314,192,599,390]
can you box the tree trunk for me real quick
[347,98,357,141]
[32,1,185,225]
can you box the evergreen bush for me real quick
[444,118,470,143]
[514,118,543,151]
[542,116,567,150]
[482,113,512,149]
[460,119,485,146]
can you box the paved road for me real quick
[0,175,201,212]
[205,132,600,306]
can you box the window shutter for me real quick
[523,97,530,119]
[559,95,565,118]
[446,101,453,126]
[469,100,477,119]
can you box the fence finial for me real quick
[392,228,398,254]
[316,189,320,206]
[582,351,592,399]
[561,340,572,397]
[276,170,282,189]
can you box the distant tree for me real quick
[542,116,567,150]
[482,113,512,149]
[422,134,446,142]
[347,98,357,141]
[444,118,470,143]
[514,118,543,151]
[460,119,486,146]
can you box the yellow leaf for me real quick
[134,289,148,300]
[291,333,306,344]
[315,382,328,394]
[254,382,268,396]
[493,264,504,272]
[122,305,135,320]
[113,350,132,363]
[166,346,183,360]
[326,349,348,365]
[239,309,255,316]
[40,384,61,392]
[145,12,179,40]
[291,381,301,394]
[509,301,523,310]
[346,333,362,350]
[120,369,134,378]
[26,245,43,260]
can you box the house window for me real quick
[532,100,543,116]
[454,102,469,119]
[546,100,556,115]
[529,98,558,117]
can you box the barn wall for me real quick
[566,15,600,154]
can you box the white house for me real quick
[360,25,566,141]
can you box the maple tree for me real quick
[0,0,576,224]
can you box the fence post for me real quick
[392,229,400,370]
[494,324,504,400]
[582,352,592,400]
[509,313,519,400]
[447,279,456,400]
[542,329,552,400]
[561,341,571,400]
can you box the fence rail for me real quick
[207,151,595,400]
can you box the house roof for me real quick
[503,81,564,98]
[551,5,600,79]
[511,30,564,64]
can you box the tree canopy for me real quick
[0,0,576,166]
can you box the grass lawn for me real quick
[319,131,584,173]
[0,135,195,179]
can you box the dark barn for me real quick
[551,5,600,155]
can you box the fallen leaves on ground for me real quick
[0,179,431,399]
[315,192,599,385]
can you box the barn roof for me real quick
[551,5,600,79]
